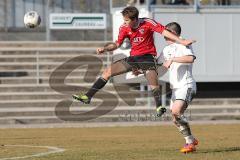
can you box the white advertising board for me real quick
[50,13,106,30]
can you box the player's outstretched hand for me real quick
[96,48,105,55]
[181,39,196,46]
[132,68,143,76]
[96,42,118,55]
[163,59,173,68]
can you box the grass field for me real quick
[1,124,240,160]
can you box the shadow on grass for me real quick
[197,147,240,154]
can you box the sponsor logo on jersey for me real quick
[139,29,144,34]
[133,37,144,43]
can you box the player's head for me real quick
[164,22,181,43]
[121,6,139,28]
[165,22,181,36]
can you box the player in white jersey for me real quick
[158,22,198,153]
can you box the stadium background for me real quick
[0,1,240,159]
[0,0,239,123]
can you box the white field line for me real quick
[0,145,65,160]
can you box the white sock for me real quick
[184,135,194,144]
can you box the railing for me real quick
[1,0,240,41]
[0,47,102,86]
[1,0,240,29]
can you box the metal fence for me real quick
[1,0,240,28]
[0,0,240,41]
[0,0,110,29]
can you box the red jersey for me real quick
[116,18,165,56]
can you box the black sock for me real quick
[86,77,108,99]
[152,88,162,108]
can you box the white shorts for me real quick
[170,84,196,110]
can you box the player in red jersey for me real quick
[73,6,195,117]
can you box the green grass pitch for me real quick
[0,124,240,160]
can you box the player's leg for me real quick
[170,87,198,153]
[144,70,166,117]
[139,55,166,117]
[171,100,195,142]
[72,59,131,104]
[171,100,198,153]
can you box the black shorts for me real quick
[120,54,157,71]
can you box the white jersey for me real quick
[158,43,196,89]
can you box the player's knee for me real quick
[173,114,188,126]
[172,113,180,125]
[171,109,181,119]
[151,87,160,96]
[171,110,180,118]
[172,117,178,126]
[102,68,112,80]
[151,86,160,91]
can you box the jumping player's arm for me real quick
[146,18,196,46]
[96,42,119,54]
[162,30,196,46]
[96,25,127,54]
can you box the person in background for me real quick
[168,0,191,5]
[217,0,231,5]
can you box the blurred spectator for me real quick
[217,0,231,5]
[127,0,156,6]
[150,0,157,5]
[200,0,231,5]
[127,0,136,6]
[168,0,190,5]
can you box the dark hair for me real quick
[165,22,181,36]
[121,6,139,20]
